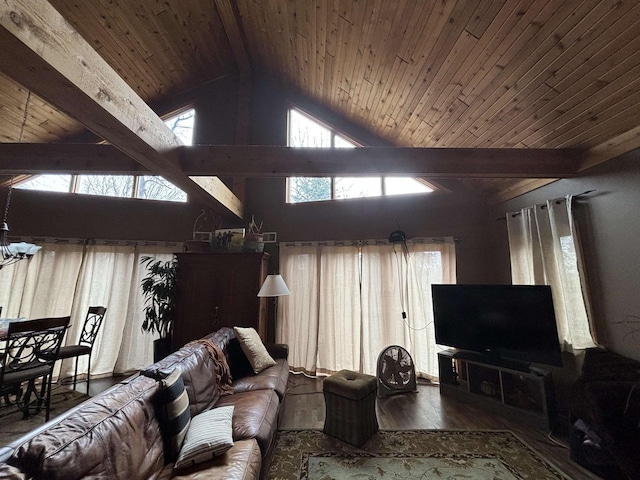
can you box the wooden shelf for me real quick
[437,350,556,430]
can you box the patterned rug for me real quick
[266,430,571,479]
[0,386,90,446]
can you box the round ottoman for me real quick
[323,369,378,447]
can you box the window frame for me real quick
[16,108,195,203]
[286,107,434,204]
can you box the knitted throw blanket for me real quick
[185,338,234,396]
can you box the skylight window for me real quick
[17,109,193,203]
[286,108,433,203]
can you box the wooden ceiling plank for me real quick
[437,0,596,146]
[352,1,388,120]
[456,0,555,103]
[359,1,402,118]
[412,31,478,135]
[397,0,490,144]
[477,1,638,148]
[331,3,350,105]
[62,1,166,99]
[336,0,365,117]
[410,0,510,133]
[393,0,467,123]
[552,91,640,150]
[80,1,171,97]
[397,0,520,142]
[177,1,230,74]
[382,1,437,124]
[315,0,329,98]
[490,4,640,148]
[522,63,640,148]
[0,0,243,219]
[466,0,508,40]
[433,0,568,146]
[307,0,319,97]
[546,2,640,91]
[367,1,417,127]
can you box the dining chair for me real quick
[41,306,107,394]
[0,316,70,420]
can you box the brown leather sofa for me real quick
[0,327,289,479]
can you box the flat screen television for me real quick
[432,284,563,368]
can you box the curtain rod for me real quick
[6,236,183,248]
[281,236,457,248]
[496,190,596,221]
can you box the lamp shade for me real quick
[257,274,290,297]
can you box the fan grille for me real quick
[376,345,417,397]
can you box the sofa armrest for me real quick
[267,343,288,360]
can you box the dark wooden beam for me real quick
[0,144,582,178]
[0,0,243,219]
[179,146,581,178]
[0,144,144,174]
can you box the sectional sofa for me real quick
[0,327,289,479]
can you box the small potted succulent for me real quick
[140,255,177,362]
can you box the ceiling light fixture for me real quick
[0,91,41,270]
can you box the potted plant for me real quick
[244,215,264,252]
[140,255,177,362]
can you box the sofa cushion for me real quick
[152,341,231,417]
[10,375,166,480]
[164,439,262,480]
[233,327,277,374]
[232,358,289,401]
[214,389,280,455]
[156,368,191,462]
[175,406,234,469]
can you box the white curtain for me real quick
[278,239,456,378]
[507,196,597,351]
[0,243,84,319]
[0,240,180,378]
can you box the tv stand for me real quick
[437,350,556,430]
[453,350,530,373]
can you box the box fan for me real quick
[376,345,418,397]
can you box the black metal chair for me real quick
[0,316,70,420]
[42,306,107,394]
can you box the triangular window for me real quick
[286,108,432,203]
[17,110,194,203]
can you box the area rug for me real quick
[266,430,570,479]
[0,387,90,446]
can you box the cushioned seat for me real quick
[323,370,378,447]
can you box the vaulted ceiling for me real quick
[1,0,639,215]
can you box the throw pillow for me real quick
[233,326,276,374]
[174,406,235,469]
[153,368,191,462]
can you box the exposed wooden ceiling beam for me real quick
[488,179,560,205]
[179,145,581,178]
[215,0,251,78]
[0,0,243,219]
[0,143,581,178]
[578,126,640,171]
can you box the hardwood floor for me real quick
[281,374,603,479]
